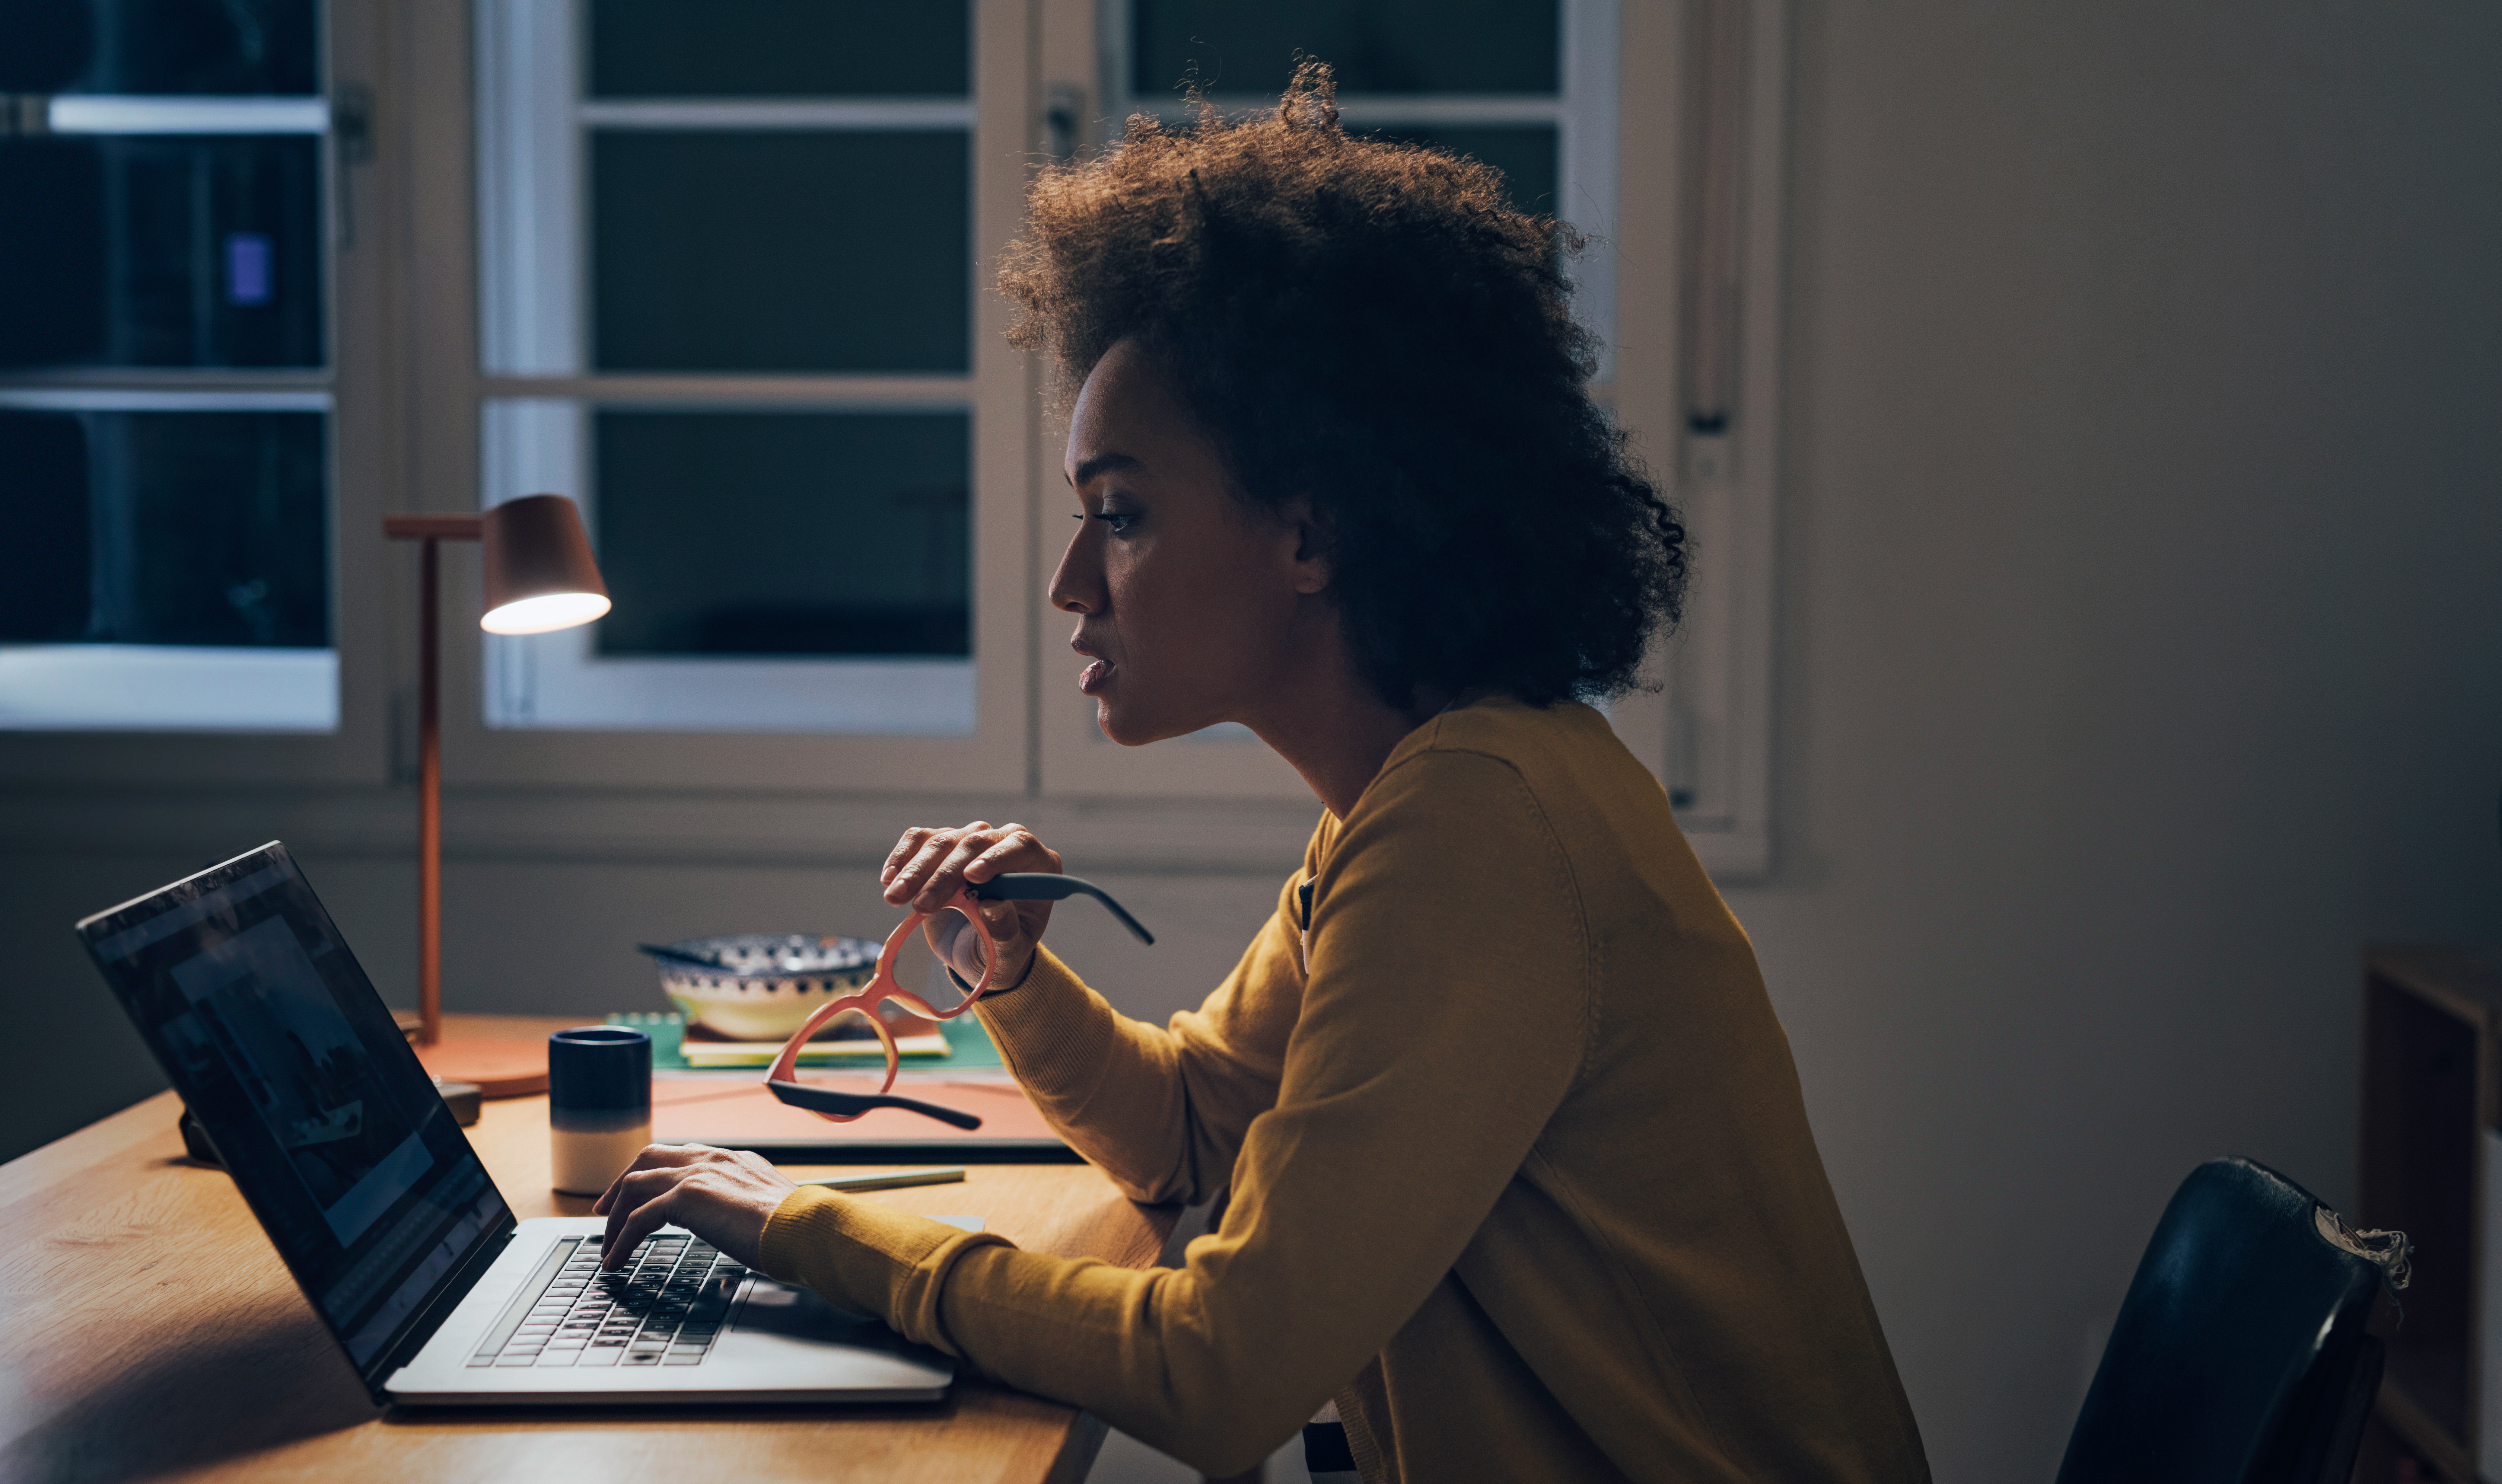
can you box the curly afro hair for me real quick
[999,62,1686,709]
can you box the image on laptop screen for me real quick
[78,843,510,1373]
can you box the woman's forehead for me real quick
[1065,341,1208,482]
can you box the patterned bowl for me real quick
[637,933,884,1041]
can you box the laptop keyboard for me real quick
[468,1233,747,1369]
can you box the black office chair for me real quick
[2057,1156,2409,1484]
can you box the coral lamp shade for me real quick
[480,494,610,635]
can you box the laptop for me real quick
[76,840,959,1407]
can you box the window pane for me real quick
[592,409,969,658]
[589,0,969,98]
[0,407,329,648]
[0,411,92,642]
[1370,124,1556,214]
[1132,0,1559,97]
[479,398,973,734]
[0,645,337,731]
[590,131,968,373]
[3,0,320,96]
[0,135,324,369]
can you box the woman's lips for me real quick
[1078,659,1110,694]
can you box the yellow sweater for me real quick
[761,695,1930,1482]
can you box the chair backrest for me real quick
[2056,1157,2392,1484]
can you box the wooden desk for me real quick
[0,1015,1176,1484]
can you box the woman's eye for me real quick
[1090,511,1135,534]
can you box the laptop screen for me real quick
[77,842,511,1378]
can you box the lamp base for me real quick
[416,1037,549,1098]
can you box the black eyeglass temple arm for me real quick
[971,874,1155,945]
[766,1079,983,1131]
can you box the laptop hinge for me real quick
[362,1215,519,1404]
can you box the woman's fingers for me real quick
[886,823,1064,896]
[885,822,989,906]
[880,827,939,885]
[882,821,1055,910]
[591,1141,709,1215]
[601,1183,688,1270]
[883,822,992,894]
[963,826,1051,883]
[596,1145,729,1262]
[914,829,1003,911]
[596,1146,793,1271]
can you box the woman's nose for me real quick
[1048,520,1102,615]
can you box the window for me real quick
[474,0,994,738]
[0,0,342,732]
[3,1,1781,874]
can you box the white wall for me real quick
[1,4,2496,1481]
[1736,1,2502,1477]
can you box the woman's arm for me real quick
[881,818,1324,1207]
[763,750,1590,1475]
[974,880,1308,1205]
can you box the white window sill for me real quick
[0,645,339,733]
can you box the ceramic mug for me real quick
[548,1025,651,1196]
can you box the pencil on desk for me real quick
[794,1167,968,1193]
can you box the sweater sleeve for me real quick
[760,749,1590,1477]
[953,833,1323,1207]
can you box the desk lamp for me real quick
[383,495,609,1095]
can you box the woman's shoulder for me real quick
[1341,692,1672,853]
[1384,693,1644,801]
[1401,691,1616,763]
[1337,692,1739,961]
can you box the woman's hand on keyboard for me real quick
[593,1143,793,1271]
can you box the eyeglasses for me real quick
[764,874,1153,1128]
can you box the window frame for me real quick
[0,0,397,788]
[1602,0,1784,878]
[411,0,1037,794]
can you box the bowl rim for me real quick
[640,932,882,979]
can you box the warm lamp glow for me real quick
[481,493,608,632]
[481,591,611,634]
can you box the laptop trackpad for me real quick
[730,1280,954,1378]
[725,1215,974,1380]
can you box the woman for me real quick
[597,67,1929,1483]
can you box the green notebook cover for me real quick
[607,1010,1010,1072]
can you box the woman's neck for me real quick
[1245,637,1452,819]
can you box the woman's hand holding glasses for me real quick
[881,821,1065,991]
[764,830,1150,1130]
[593,831,1155,1270]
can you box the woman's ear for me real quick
[1280,495,1332,596]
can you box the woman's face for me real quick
[1048,339,1325,745]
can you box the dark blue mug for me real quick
[548,1025,651,1195]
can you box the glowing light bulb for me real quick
[480,591,611,635]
